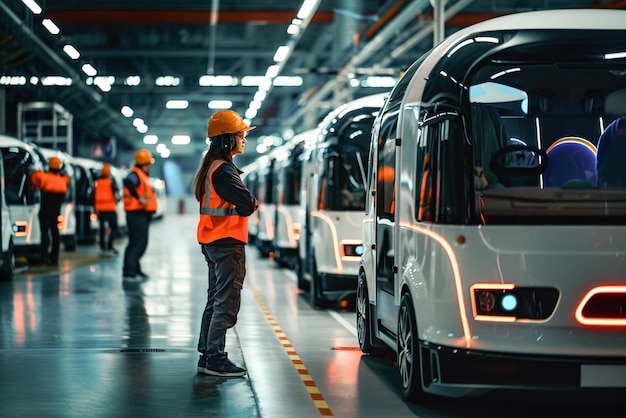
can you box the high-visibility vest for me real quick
[123,167,157,212]
[94,177,118,212]
[197,160,248,245]
[31,170,69,194]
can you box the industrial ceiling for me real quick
[1,0,624,172]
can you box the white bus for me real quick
[298,93,387,307]
[0,136,45,262]
[358,9,626,401]
[271,130,316,268]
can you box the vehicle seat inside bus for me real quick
[543,137,597,188]
[471,104,511,189]
[596,116,626,188]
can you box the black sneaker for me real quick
[204,358,246,377]
[197,355,207,373]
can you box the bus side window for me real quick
[376,111,398,220]
[417,124,437,222]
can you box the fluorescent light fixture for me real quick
[254,90,267,102]
[22,0,42,14]
[160,148,171,158]
[143,135,158,144]
[136,124,148,134]
[273,76,303,86]
[30,76,39,85]
[132,118,145,128]
[241,76,267,86]
[265,65,279,78]
[41,76,72,86]
[125,76,141,86]
[273,45,290,62]
[171,135,191,145]
[245,108,257,119]
[208,100,233,109]
[297,0,318,20]
[166,100,189,109]
[121,106,134,117]
[156,144,167,153]
[0,76,27,86]
[82,63,97,76]
[94,77,112,92]
[155,76,180,86]
[287,24,299,36]
[249,101,261,111]
[42,19,60,35]
[362,76,396,88]
[605,51,626,60]
[257,78,272,92]
[199,75,237,86]
[63,45,80,60]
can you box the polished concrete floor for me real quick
[0,211,622,417]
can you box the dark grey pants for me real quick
[197,244,245,363]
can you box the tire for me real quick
[357,270,393,357]
[0,239,15,282]
[397,293,427,402]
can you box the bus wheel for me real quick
[357,271,390,356]
[397,293,426,402]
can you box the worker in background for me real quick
[192,110,258,377]
[94,163,120,256]
[30,156,71,266]
[122,149,157,282]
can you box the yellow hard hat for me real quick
[48,156,63,171]
[134,149,154,165]
[101,163,111,177]
[207,110,255,138]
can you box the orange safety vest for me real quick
[31,170,69,194]
[197,160,248,245]
[94,177,118,212]
[123,167,157,213]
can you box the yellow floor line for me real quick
[248,283,334,417]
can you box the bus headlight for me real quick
[471,284,559,321]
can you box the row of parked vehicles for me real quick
[244,9,626,402]
[0,135,166,282]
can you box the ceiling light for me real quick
[265,65,279,78]
[121,106,134,117]
[41,76,72,86]
[297,0,319,20]
[156,144,167,153]
[21,0,42,14]
[125,76,141,86]
[245,108,257,119]
[199,75,237,86]
[208,100,232,109]
[155,76,180,86]
[287,25,300,36]
[82,63,97,76]
[273,46,290,63]
[42,19,60,35]
[166,100,189,109]
[143,135,158,144]
[63,45,80,60]
[136,125,148,134]
[254,91,267,102]
[160,148,171,158]
[132,118,145,128]
[273,76,303,86]
[171,135,191,145]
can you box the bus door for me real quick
[375,110,398,331]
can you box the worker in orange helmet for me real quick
[94,163,120,256]
[122,149,157,282]
[192,110,258,377]
[30,156,71,266]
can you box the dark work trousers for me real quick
[98,211,118,250]
[197,244,246,363]
[123,211,152,277]
[39,208,61,264]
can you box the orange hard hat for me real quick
[134,149,154,165]
[101,163,111,177]
[207,110,255,138]
[48,156,63,171]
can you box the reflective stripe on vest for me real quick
[197,160,248,245]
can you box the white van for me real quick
[297,93,387,306]
[0,149,15,281]
[358,9,626,400]
[0,135,44,262]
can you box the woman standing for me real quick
[192,110,258,377]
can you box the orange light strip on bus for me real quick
[575,285,626,326]
[399,222,471,348]
[277,206,297,246]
